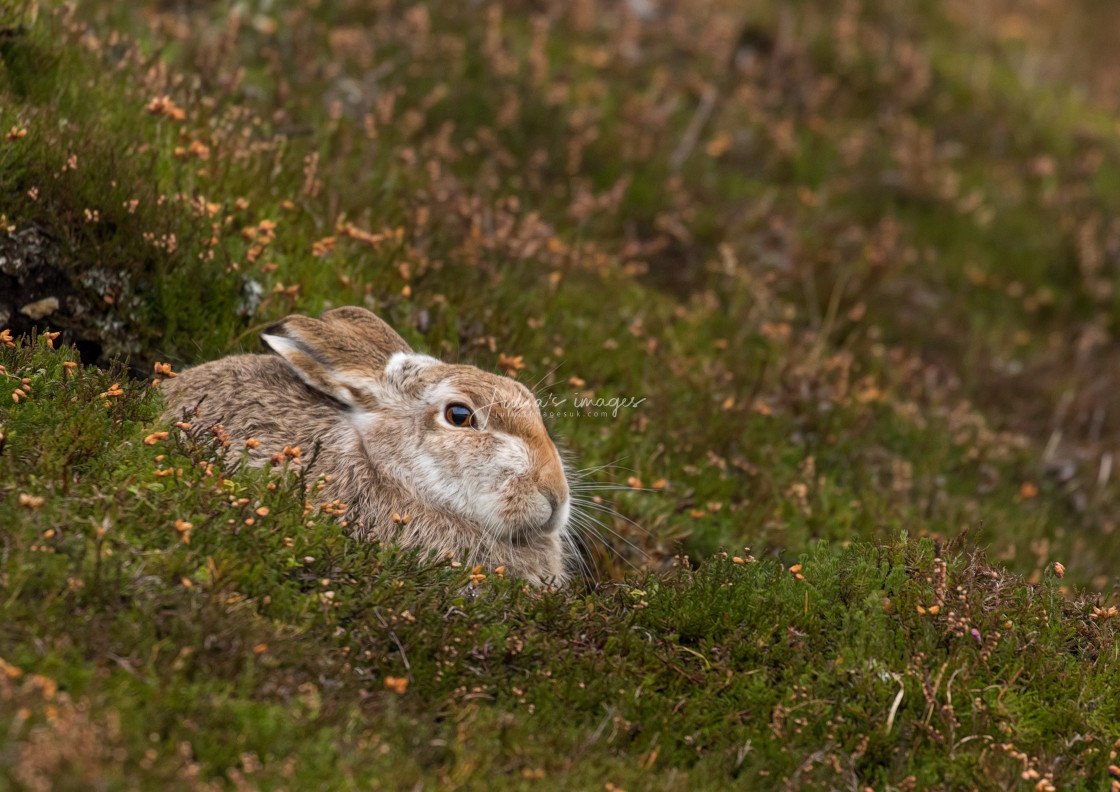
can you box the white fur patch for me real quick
[552,497,571,533]
[261,333,323,392]
[384,351,440,381]
[261,333,302,362]
[423,432,534,537]
[349,410,379,433]
[334,353,440,415]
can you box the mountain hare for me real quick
[160,306,572,584]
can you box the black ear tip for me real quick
[259,321,287,351]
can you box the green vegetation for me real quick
[2,0,1120,788]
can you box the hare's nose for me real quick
[539,487,568,533]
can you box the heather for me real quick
[3,1,1120,789]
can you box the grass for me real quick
[3,0,1120,788]
[3,334,1118,790]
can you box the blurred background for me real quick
[952,0,1120,107]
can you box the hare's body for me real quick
[161,307,572,584]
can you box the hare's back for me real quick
[160,354,340,447]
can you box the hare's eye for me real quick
[445,403,475,428]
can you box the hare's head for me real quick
[260,307,571,544]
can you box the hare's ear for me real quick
[261,307,413,406]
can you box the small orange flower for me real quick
[311,236,336,256]
[174,519,193,544]
[19,493,45,509]
[498,353,525,378]
[705,131,731,158]
[145,96,186,121]
[384,676,408,694]
[187,140,211,161]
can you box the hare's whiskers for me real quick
[561,530,598,583]
[529,361,565,396]
[567,515,644,573]
[572,458,634,478]
[570,496,651,537]
[568,505,648,563]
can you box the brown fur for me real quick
[160,307,572,584]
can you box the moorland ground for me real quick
[3,1,1120,789]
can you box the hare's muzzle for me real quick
[538,486,570,535]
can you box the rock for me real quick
[19,295,60,320]
[0,226,98,359]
